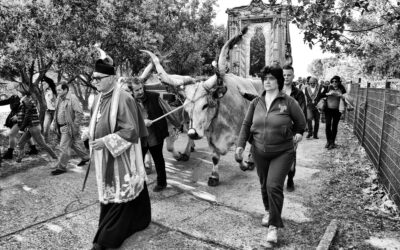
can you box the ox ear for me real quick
[235,83,259,101]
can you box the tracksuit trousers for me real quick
[253,147,295,228]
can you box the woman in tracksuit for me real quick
[236,65,306,243]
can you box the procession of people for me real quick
[0,51,354,249]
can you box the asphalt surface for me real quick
[0,130,325,250]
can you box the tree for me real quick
[310,56,365,82]
[0,0,225,119]
[307,58,324,79]
[287,0,400,79]
[0,1,65,121]
[137,0,220,75]
[250,27,266,77]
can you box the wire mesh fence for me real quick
[344,80,400,207]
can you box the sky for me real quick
[213,0,334,78]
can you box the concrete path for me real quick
[0,128,327,250]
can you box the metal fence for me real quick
[344,80,400,207]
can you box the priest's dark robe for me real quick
[88,84,150,248]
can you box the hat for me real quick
[94,59,115,75]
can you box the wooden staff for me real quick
[149,102,190,124]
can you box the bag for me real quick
[317,98,326,111]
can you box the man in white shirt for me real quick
[304,77,327,139]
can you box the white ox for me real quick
[143,27,263,186]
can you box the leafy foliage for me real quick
[0,0,223,114]
[250,27,266,77]
[307,58,324,79]
[290,0,400,78]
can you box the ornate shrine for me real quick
[226,0,292,78]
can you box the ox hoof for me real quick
[175,153,190,161]
[207,173,219,187]
[246,162,255,170]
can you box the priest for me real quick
[88,52,150,250]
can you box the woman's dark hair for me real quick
[330,75,346,93]
[259,65,284,91]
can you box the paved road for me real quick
[0,131,325,250]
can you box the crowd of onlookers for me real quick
[292,75,354,149]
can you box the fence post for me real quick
[345,81,352,122]
[377,81,390,169]
[353,79,361,136]
[361,82,370,146]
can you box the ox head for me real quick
[141,27,248,140]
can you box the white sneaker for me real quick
[266,225,278,243]
[261,211,270,226]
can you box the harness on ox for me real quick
[185,73,227,130]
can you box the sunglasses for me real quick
[92,75,111,82]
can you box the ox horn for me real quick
[139,62,154,81]
[202,75,218,90]
[217,26,248,77]
[141,50,195,87]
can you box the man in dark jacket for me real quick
[130,78,180,192]
[0,94,38,159]
[282,65,306,192]
[15,86,57,163]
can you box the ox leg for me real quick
[189,139,195,152]
[166,124,177,153]
[144,152,153,174]
[165,127,188,161]
[208,153,220,187]
[178,139,194,162]
[176,123,194,161]
[165,135,174,153]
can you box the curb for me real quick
[316,219,338,250]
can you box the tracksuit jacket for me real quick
[237,91,306,153]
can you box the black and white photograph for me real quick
[0,0,400,249]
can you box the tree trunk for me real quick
[19,60,53,126]
[71,82,93,112]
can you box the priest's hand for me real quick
[90,139,106,150]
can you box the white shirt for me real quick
[45,89,56,110]
[283,85,292,96]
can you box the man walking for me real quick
[304,77,326,139]
[50,83,90,175]
[130,77,180,192]
[282,65,306,192]
[1,94,38,159]
[16,87,58,163]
